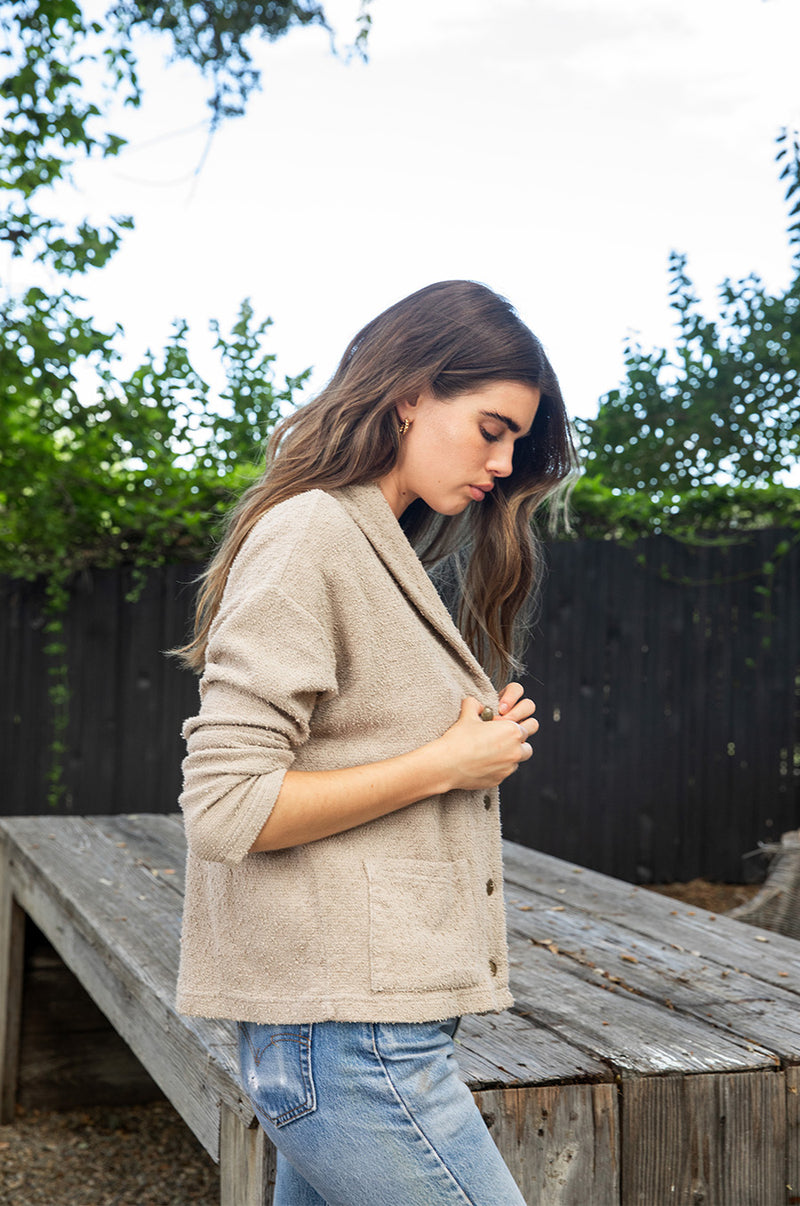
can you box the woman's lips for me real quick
[468,484,492,501]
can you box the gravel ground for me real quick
[0,881,761,1206]
[0,1101,218,1206]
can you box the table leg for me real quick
[220,1103,277,1206]
[0,841,25,1124]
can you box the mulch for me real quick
[647,878,760,914]
[0,879,763,1206]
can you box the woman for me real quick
[176,280,577,1205]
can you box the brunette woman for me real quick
[175,280,577,1205]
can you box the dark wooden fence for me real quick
[501,530,799,883]
[2,530,798,882]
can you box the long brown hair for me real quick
[176,280,579,679]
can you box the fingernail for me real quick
[498,701,509,714]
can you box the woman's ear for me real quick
[396,391,424,425]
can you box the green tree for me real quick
[1,0,371,269]
[0,0,343,590]
[0,298,307,586]
[0,0,366,581]
[0,0,368,804]
[113,0,371,124]
[576,129,800,497]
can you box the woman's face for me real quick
[379,380,541,519]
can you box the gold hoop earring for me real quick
[398,417,411,437]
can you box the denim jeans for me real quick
[238,1017,528,1206]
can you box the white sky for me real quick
[14,0,800,421]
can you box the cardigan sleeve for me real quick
[179,584,338,866]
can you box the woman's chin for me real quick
[429,499,472,517]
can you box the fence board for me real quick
[505,529,800,881]
[1,530,798,881]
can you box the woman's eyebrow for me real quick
[480,409,531,437]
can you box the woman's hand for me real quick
[497,681,537,726]
[435,693,538,792]
[249,686,539,852]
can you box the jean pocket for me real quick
[238,1021,316,1127]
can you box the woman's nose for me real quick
[487,443,514,477]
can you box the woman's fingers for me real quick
[497,703,538,733]
[508,718,534,767]
[504,697,536,720]
[497,683,537,725]
[497,682,524,714]
[519,715,539,739]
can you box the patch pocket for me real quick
[365,858,481,993]
[237,1021,316,1127]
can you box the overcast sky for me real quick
[21,0,800,421]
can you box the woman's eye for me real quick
[479,426,501,444]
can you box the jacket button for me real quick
[480,706,494,722]
[489,959,498,976]
[486,878,495,895]
[483,794,491,809]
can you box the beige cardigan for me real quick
[176,482,514,1023]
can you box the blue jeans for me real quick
[238,1017,528,1206]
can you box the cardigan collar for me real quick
[329,482,495,697]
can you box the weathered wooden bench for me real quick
[1,813,799,1205]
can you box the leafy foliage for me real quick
[575,129,800,496]
[0,0,139,274]
[0,0,367,804]
[0,299,307,590]
[0,0,371,269]
[0,0,354,595]
[112,0,372,123]
[568,475,800,543]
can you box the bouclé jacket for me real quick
[176,482,514,1023]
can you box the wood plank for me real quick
[651,535,687,883]
[676,536,702,882]
[751,531,796,839]
[787,1065,800,1205]
[118,568,166,814]
[456,1010,611,1090]
[7,816,187,948]
[504,885,800,1064]
[729,541,765,865]
[5,578,51,813]
[473,1082,619,1206]
[502,841,800,996]
[603,539,649,883]
[160,564,203,813]
[0,837,25,1123]
[67,569,121,813]
[90,813,188,893]
[507,933,776,1078]
[621,1069,786,1206]
[219,1105,277,1206]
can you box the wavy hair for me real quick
[176,280,579,679]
